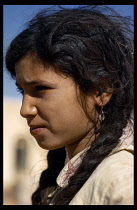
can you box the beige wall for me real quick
[4,98,48,205]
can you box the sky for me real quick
[3,5,134,100]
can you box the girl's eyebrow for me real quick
[15,79,56,87]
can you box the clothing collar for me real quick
[56,148,88,187]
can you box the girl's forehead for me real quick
[15,54,63,76]
[15,56,76,89]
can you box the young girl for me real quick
[5,5,134,205]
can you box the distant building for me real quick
[4,98,48,205]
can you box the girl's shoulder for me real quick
[69,149,134,205]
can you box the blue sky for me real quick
[3,5,134,99]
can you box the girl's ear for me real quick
[92,78,113,107]
[92,91,112,107]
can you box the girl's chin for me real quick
[35,139,65,150]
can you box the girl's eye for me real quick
[16,87,24,95]
[35,86,50,91]
[16,86,50,95]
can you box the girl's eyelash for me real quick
[16,87,24,94]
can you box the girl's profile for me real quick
[5,5,134,205]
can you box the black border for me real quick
[1,1,135,207]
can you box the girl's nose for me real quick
[20,95,37,118]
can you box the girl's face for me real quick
[15,55,97,158]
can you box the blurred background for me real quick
[3,5,134,205]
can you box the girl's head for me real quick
[6,6,133,126]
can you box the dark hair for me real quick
[5,5,134,205]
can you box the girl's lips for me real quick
[30,127,46,135]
